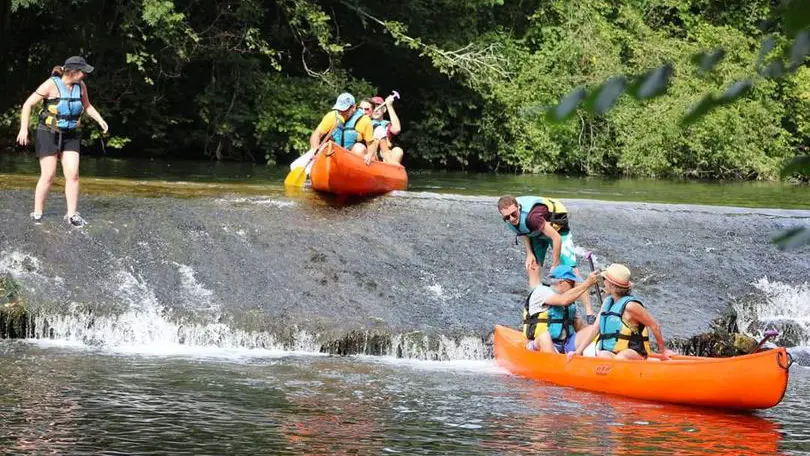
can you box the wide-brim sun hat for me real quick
[601,263,633,288]
[64,56,94,73]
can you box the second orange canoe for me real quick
[310,143,408,196]
[494,325,790,410]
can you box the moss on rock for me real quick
[1,274,29,338]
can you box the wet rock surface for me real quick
[1,189,808,349]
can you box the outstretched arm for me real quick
[625,302,670,360]
[541,223,562,269]
[543,272,598,306]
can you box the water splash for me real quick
[734,277,810,346]
[0,251,64,285]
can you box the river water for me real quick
[1,341,808,455]
[1,155,809,454]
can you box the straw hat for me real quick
[601,263,633,288]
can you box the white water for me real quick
[0,251,490,361]
[734,277,810,346]
[6,248,807,362]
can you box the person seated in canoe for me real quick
[498,195,595,323]
[369,95,404,165]
[567,264,675,361]
[309,92,378,165]
[524,265,600,354]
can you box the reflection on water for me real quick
[1,154,808,208]
[1,342,806,455]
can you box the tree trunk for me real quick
[0,0,11,113]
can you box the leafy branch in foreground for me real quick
[529,0,810,250]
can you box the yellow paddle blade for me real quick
[284,165,308,187]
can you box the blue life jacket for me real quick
[371,119,390,130]
[598,295,651,356]
[41,76,83,131]
[522,286,576,343]
[331,110,365,149]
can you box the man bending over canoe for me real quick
[498,195,595,323]
[567,264,675,361]
[310,92,378,164]
[524,265,599,353]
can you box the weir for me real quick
[1,188,808,359]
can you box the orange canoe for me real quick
[494,325,790,410]
[310,143,408,196]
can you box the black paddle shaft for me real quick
[587,255,604,307]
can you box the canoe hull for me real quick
[310,143,408,196]
[494,325,789,410]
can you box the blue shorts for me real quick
[553,334,577,354]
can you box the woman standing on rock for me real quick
[16,56,109,227]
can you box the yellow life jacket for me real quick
[521,290,576,343]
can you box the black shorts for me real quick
[35,127,81,158]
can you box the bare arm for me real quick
[386,98,401,135]
[543,273,598,306]
[80,82,108,133]
[309,129,322,149]
[625,302,669,358]
[541,223,562,269]
[19,80,51,130]
[522,236,534,258]
[16,80,51,145]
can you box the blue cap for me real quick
[332,92,355,111]
[549,265,582,282]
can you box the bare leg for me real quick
[61,151,80,216]
[615,349,644,360]
[389,146,404,164]
[597,350,616,359]
[349,143,368,158]
[34,155,58,215]
[535,331,556,353]
[378,140,393,163]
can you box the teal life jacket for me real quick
[522,286,576,343]
[371,119,390,131]
[504,196,570,241]
[40,76,83,131]
[597,295,651,356]
[331,110,365,149]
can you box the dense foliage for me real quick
[1,0,808,179]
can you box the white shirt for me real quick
[527,284,556,315]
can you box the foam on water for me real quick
[215,197,295,207]
[356,355,506,376]
[0,250,64,285]
[735,277,810,345]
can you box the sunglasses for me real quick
[360,106,372,112]
[501,209,519,221]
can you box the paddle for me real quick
[750,329,779,354]
[284,140,330,187]
[371,90,400,117]
[285,121,339,187]
[585,251,603,308]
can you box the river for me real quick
[1,154,809,454]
